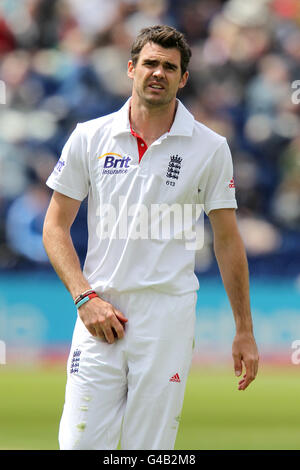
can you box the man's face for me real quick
[128,42,189,107]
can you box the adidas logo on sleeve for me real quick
[169,373,181,383]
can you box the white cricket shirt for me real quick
[46,98,237,295]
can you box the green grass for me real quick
[1,363,299,450]
[0,365,66,450]
[176,364,300,450]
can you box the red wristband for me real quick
[75,292,99,309]
[74,290,96,305]
[86,292,98,301]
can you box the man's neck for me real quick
[129,96,177,147]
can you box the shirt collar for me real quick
[111,97,195,138]
[111,98,131,137]
[168,99,195,137]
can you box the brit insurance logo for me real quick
[98,152,132,175]
[54,158,65,173]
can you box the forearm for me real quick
[43,223,128,343]
[214,234,253,334]
[43,225,90,299]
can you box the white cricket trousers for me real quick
[59,288,197,450]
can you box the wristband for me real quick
[74,289,95,304]
[76,292,98,309]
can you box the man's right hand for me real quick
[78,297,128,343]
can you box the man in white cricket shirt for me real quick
[43,25,259,450]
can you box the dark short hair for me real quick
[130,25,192,75]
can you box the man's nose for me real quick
[152,66,165,78]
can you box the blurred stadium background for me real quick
[0,0,300,450]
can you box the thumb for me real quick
[233,357,242,377]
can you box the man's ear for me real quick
[127,60,135,79]
[178,71,189,89]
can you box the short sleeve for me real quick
[46,124,89,201]
[202,139,237,215]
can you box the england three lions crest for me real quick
[166,155,182,186]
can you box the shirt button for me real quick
[141,143,145,147]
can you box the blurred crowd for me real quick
[0,0,299,274]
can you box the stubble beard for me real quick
[136,82,175,109]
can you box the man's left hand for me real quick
[232,332,259,391]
